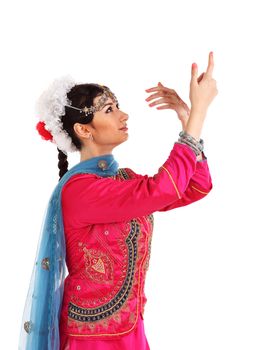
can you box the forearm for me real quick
[181,111,206,162]
[184,108,207,141]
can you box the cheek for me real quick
[99,120,116,133]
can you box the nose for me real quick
[121,110,129,121]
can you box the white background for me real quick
[1,0,252,349]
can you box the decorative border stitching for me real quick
[191,185,209,195]
[160,166,181,199]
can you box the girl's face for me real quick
[89,95,129,147]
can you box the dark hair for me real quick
[58,83,105,181]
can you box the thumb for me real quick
[191,63,198,83]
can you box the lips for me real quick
[119,126,128,130]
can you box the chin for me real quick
[114,136,128,147]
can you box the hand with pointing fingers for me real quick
[190,51,218,113]
[145,82,191,130]
[144,52,218,131]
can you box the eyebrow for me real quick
[103,102,114,109]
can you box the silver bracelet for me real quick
[179,131,204,149]
[177,131,204,156]
[176,140,201,156]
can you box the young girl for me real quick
[19,52,217,350]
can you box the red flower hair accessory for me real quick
[36,121,53,141]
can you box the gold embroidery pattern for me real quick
[82,246,114,285]
[68,220,140,323]
[117,168,129,180]
[148,213,154,229]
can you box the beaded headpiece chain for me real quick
[65,84,119,117]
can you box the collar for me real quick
[79,154,119,174]
[60,153,119,184]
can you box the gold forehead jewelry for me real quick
[65,84,119,117]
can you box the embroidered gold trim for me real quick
[140,231,149,317]
[67,216,148,338]
[160,166,181,199]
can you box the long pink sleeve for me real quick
[61,143,206,224]
[157,155,212,211]
[124,151,212,212]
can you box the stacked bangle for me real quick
[177,131,204,156]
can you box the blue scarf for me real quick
[18,154,119,350]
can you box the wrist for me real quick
[190,107,208,117]
[181,120,188,131]
[178,131,204,157]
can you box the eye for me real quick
[105,103,120,113]
[105,106,113,113]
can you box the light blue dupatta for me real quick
[18,154,119,350]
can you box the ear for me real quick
[73,123,91,139]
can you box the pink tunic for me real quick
[59,143,213,349]
[60,313,150,350]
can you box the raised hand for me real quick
[145,82,191,129]
[190,51,218,112]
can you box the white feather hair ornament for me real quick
[35,75,79,154]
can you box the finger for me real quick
[156,104,174,110]
[191,63,198,83]
[146,87,174,96]
[205,51,214,77]
[146,83,174,93]
[147,94,184,108]
[145,90,172,102]
[145,85,160,92]
[145,92,162,102]
[158,82,176,93]
[148,97,170,107]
